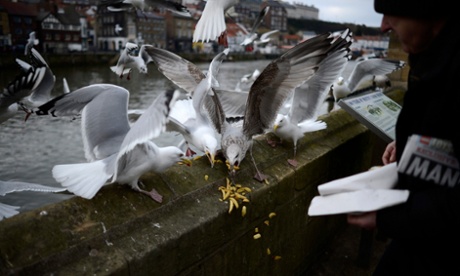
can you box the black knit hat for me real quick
[374,0,449,18]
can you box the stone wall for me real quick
[0,89,404,275]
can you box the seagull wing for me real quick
[289,46,351,124]
[146,46,205,94]
[113,89,179,178]
[243,29,352,138]
[35,84,131,161]
[116,89,179,158]
[347,58,405,92]
[0,180,66,196]
[27,49,56,106]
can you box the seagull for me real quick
[254,29,279,46]
[17,48,56,117]
[110,42,154,80]
[114,23,123,36]
[146,47,229,167]
[24,31,39,56]
[0,48,55,124]
[192,0,239,44]
[100,0,191,17]
[272,40,352,167]
[34,85,191,203]
[331,58,405,101]
[0,180,67,221]
[234,68,260,92]
[240,6,270,46]
[212,29,353,181]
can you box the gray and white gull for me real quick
[34,85,191,203]
[211,29,353,181]
[146,46,229,167]
[331,57,406,101]
[273,34,352,166]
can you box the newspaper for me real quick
[308,163,409,216]
[338,91,400,143]
[308,134,459,216]
[398,134,459,188]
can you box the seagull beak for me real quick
[273,124,279,131]
[205,150,215,168]
[178,157,192,167]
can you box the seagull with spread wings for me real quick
[110,42,154,80]
[273,37,352,166]
[34,85,191,203]
[146,47,230,167]
[211,29,353,181]
[331,58,406,101]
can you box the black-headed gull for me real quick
[34,85,191,203]
[100,0,191,17]
[0,180,66,221]
[331,58,405,101]
[273,35,352,166]
[212,29,353,181]
[18,48,56,118]
[0,48,55,124]
[110,42,153,80]
[146,47,230,167]
[192,0,239,44]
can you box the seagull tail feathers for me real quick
[193,1,226,42]
[299,120,327,133]
[52,160,111,199]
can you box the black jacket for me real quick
[375,18,460,275]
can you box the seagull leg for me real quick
[134,181,163,203]
[185,142,196,157]
[287,144,298,167]
[19,102,33,121]
[218,31,228,47]
[249,145,267,182]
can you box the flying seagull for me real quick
[110,42,154,80]
[100,0,191,17]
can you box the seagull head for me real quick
[225,143,245,174]
[139,65,148,74]
[202,136,218,168]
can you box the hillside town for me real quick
[0,0,388,58]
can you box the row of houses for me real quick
[0,0,321,55]
[0,0,387,56]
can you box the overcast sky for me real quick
[287,0,383,28]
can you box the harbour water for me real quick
[0,56,354,214]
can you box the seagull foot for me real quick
[266,138,281,148]
[254,171,268,182]
[218,31,228,47]
[140,188,163,203]
[186,147,197,157]
[287,159,298,167]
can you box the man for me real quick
[347,1,460,275]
